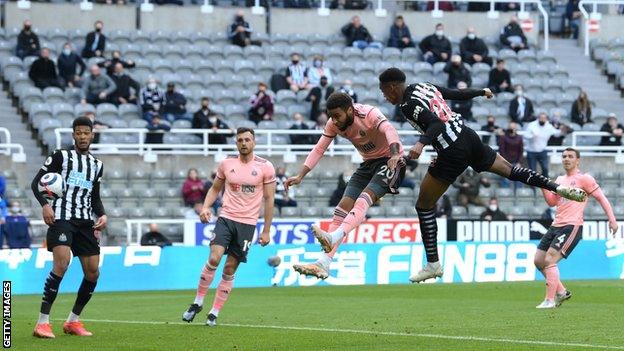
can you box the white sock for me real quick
[193,297,204,306]
[329,228,345,244]
[37,313,50,324]
[67,312,80,323]
[428,261,440,267]
[209,308,219,317]
[317,254,332,268]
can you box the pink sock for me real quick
[543,265,559,300]
[211,275,234,313]
[339,193,373,236]
[194,263,216,305]
[327,206,348,259]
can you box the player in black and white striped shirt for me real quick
[31,116,107,339]
[379,68,588,284]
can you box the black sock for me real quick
[416,207,439,263]
[508,166,558,192]
[40,271,63,315]
[71,278,97,316]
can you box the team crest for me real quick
[359,130,366,137]
[252,170,258,176]
[58,233,67,242]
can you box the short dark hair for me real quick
[496,59,505,64]
[72,116,93,131]
[236,127,255,137]
[563,147,580,158]
[379,67,406,84]
[201,97,210,102]
[326,92,354,111]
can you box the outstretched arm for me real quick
[433,85,492,101]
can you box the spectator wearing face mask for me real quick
[289,113,313,145]
[524,113,563,177]
[480,197,510,221]
[481,115,502,145]
[229,10,262,47]
[82,20,106,58]
[0,200,31,249]
[141,224,172,247]
[570,90,593,126]
[443,54,471,89]
[286,53,310,93]
[306,76,334,121]
[599,114,624,147]
[338,80,358,103]
[488,59,513,94]
[387,15,414,49]
[508,84,535,125]
[460,27,492,66]
[110,62,140,105]
[57,42,86,88]
[547,111,570,146]
[307,55,333,87]
[419,23,452,64]
[500,16,527,52]
[434,194,452,218]
[16,20,40,59]
[98,50,135,77]
[140,77,164,121]
[192,98,232,144]
[453,168,490,208]
[450,81,475,122]
[145,114,171,144]
[248,82,274,124]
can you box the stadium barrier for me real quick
[0,127,26,162]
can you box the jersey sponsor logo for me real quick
[58,233,67,242]
[44,157,52,166]
[555,234,566,248]
[67,170,93,190]
[241,184,256,193]
[355,142,376,153]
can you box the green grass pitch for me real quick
[9,280,624,350]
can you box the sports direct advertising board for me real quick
[2,219,623,294]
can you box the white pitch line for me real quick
[55,318,624,350]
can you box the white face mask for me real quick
[467,33,476,40]
[62,48,71,56]
[516,90,524,97]
[209,116,217,124]
[435,30,444,37]
[148,82,157,90]
[489,205,498,212]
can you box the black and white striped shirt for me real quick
[38,149,104,221]
[400,83,484,152]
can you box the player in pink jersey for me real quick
[182,127,276,325]
[285,92,406,279]
[534,148,618,309]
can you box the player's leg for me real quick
[409,172,451,283]
[488,153,586,202]
[63,254,99,336]
[206,255,240,327]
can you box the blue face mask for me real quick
[313,60,322,68]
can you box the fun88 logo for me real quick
[67,171,93,189]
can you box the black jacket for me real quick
[419,34,452,59]
[289,122,314,144]
[29,57,57,82]
[459,36,489,62]
[600,123,624,146]
[341,23,373,46]
[488,68,512,88]
[500,22,527,47]
[306,85,335,120]
[451,99,473,121]
[110,73,140,101]
[192,110,232,145]
[82,31,107,58]
[140,231,172,247]
[508,97,535,124]
[570,101,592,126]
[480,209,509,221]
[57,52,86,80]
[162,91,187,115]
[17,30,40,56]
[443,62,472,88]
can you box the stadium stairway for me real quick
[550,38,624,114]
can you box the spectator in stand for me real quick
[84,111,110,144]
[435,194,452,218]
[341,15,383,49]
[508,84,535,125]
[330,0,368,9]
[450,81,475,122]
[307,55,333,87]
[289,112,312,145]
[248,82,274,124]
[480,197,510,221]
[547,111,570,146]
[80,65,116,105]
[481,115,502,145]
[338,79,358,103]
[453,167,490,208]
[306,76,334,121]
[387,15,414,49]
[228,10,261,47]
[153,0,184,5]
[98,50,135,77]
[145,114,170,144]
[162,83,189,122]
[286,53,310,93]
[444,54,471,88]
[565,0,582,39]
[498,122,523,188]
[488,59,513,94]
[192,98,233,145]
[460,27,492,66]
[57,42,86,88]
[28,48,60,89]
[570,90,593,126]
[274,166,297,213]
[599,114,624,147]
[82,20,106,58]
[182,168,206,207]
[16,20,40,59]
[316,112,328,130]
[0,200,31,249]
[140,77,164,121]
[419,23,452,65]
[110,63,139,106]
[496,2,520,11]
[500,16,527,52]
[329,170,351,207]
[140,224,172,247]
[524,112,563,177]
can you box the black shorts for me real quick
[537,225,583,258]
[428,128,498,184]
[211,217,256,263]
[47,220,100,257]
[344,156,407,200]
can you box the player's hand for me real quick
[284,175,302,192]
[387,154,405,171]
[42,204,55,226]
[199,207,212,224]
[483,88,494,99]
[609,220,619,237]
[93,215,108,230]
[408,144,423,160]
[258,230,270,246]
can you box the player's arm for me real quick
[588,180,618,236]
[31,150,62,226]
[259,181,276,247]
[286,132,335,188]
[199,175,225,224]
[407,109,446,160]
[92,165,107,230]
[433,84,493,100]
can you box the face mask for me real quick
[489,205,498,212]
[539,121,546,126]
[313,60,322,68]
[508,128,516,134]
[236,16,244,22]
[515,90,523,97]
[63,48,71,56]
[10,206,20,214]
[209,116,217,124]
[148,83,157,89]
[292,60,299,65]
[202,105,209,110]
[24,25,31,30]
[95,27,102,32]
[435,30,444,37]
[487,121,495,126]
[467,33,476,40]
[320,81,328,87]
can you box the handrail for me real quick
[0,128,12,145]
[578,0,620,56]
